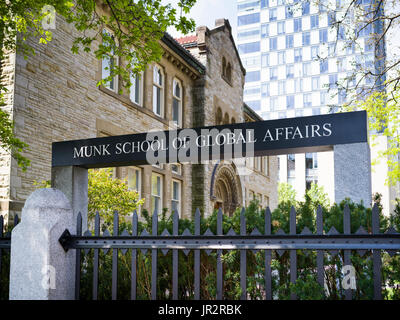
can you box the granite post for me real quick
[51,166,88,231]
[334,142,372,207]
[9,188,76,299]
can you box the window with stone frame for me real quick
[130,70,143,106]
[151,173,163,215]
[101,28,119,92]
[171,179,182,216]
[153,64,164,117]
[172,78,183,127]
[263,157,269,176]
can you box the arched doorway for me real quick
[210,162,243,216]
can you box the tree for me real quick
[278,182,297,204]
[0,0,197,170]
[344,89,400,185]
[303,0,400,186]
[88,168,144,227]
[309,0,395,99]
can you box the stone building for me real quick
[0,16,278,223]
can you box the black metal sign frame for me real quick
[52,111,368,168]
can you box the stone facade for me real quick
[0,16,278,222]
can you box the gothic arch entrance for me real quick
[210,162,243,216]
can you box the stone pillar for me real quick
[9,188,75,300]
[51,166,88,231]
[334,142,372,207]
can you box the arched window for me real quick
[222,57,226,77]
[172,78,182,127]
[223,112,229,124]
[231,117,236,124]
[153,64,164,117]
[101,28,118,92]
[216,107,222,125]
[130,71,143,106]
[226,63,232,82]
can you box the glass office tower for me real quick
[237,0,385,203]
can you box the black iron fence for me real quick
[58,204,400,300]
[0,215,18,300]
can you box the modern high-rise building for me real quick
[236,0,398,213]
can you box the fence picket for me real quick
[112,212,119,300]
[264,207,272,300]
[372,203,382,300]
[93,212,100,300]
[240,208,247,300]
[194,208,201,300]
[173,211,179,300]
[343,204,352,300]
[75,212,82,300]
[50,206,400,301]
[316,206,324,289]
[216,208,223,300]
[131,211,138,300]
[290,206,297,300]
[151,211,158,300]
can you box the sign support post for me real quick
[51,166,88,231]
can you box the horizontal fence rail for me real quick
[59,204,400,301]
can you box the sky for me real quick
[164,0,237,41]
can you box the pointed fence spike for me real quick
[240,207,246,236]
[265,207,271,235]
[316,206,323,235]
[217,208,223,235]
[173,211,179,236]
[113,211,119,236]
[343,204,351,234]
[290,206,296,235]
[76,212,82,235]
[372,203,380,234]
[328,226,339,235]
[132,211,138,236]
[301,227,312,235]
[152,210,158,236]
[195,208,201,235]
[14,214,19,225]
[95,212,100,232]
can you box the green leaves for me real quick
[0,108,30,171]
[88,168,144,227]
[0,1,197,170]
[344,88,400,186]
